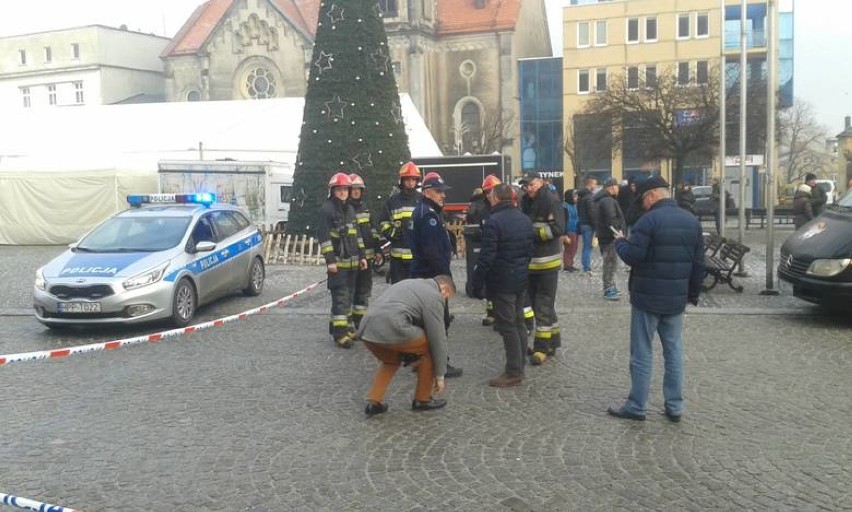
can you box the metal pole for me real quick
[719,0,727,238]
[738,0,747,244]
[762,0,780,295]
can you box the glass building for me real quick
[518,57,564,191]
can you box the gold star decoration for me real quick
[323,95,348,119]
[314,51,333,74]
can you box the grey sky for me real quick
[1,0,849,134]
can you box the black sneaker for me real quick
[607,405,646,421]
[664,410,682,423]
[365,402,388,417]
[411,398,447,411]
[444,364,463,379]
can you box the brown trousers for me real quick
[363,335,433,403]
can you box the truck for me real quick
[158,159,294,229]
[411,154,512,216]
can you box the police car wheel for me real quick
[243,257,265,296]
[172,278,197,327]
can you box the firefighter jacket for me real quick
[409,197,453,278]
[378,188,421,261]
[521,188,565,273]
[317,196,364,269]
[349,197,380,259]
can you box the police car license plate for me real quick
[57,302,102,313]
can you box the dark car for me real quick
[778,188,852,309]
[692,185,715,217]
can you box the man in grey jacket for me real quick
[358,275,455,416]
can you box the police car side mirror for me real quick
[194,241,216,253]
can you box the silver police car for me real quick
[34,193,265,328]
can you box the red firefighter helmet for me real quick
[348,173,365,188]
[398,161,422,181]
[328,172,352,189]
[481,174,502,192]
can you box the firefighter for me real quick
[378,162,422,283]
[519,171,565,365]
[318,172,368,348]
[348,173,381,329]
[464,174,502,325]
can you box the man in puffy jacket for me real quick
[608,176,704,423]
[594,178,627,300]
[471,184,534,387]
[576,175,599,274]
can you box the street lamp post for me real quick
[761,0,780,295]
[719,0,727,238]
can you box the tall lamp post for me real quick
[718,0,727,238]
[761,0,780,295]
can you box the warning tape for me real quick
[0,280,325,367]
[1,492,79,512]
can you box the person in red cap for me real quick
[377,162,422,284]
[317,172,368,348]
[464,174,502,325]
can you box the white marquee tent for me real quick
[0,94,441,245]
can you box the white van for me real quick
[814,179,837,205]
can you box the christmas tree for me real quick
[288,0,411,234]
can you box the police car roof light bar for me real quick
[127,193,217,208]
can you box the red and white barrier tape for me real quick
[1,492,79,512]
[0,280,325,367]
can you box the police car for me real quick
[33,193,265,328]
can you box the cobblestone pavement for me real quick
[1,229,850,511]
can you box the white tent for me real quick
[0,94,441,245]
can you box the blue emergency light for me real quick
[127,193,216,208]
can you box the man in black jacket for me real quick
[805,173,827,216]
[594,178,627,300]
[576,176,599,274]
[472,184,534,387]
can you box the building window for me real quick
[596,68,607,92]
[645,65,657,88]
[44,46,52,63]
[74,81,84,104]
[595,20,607,46]
[378,0,398,18]
[19,49,26,65]
[460,101,482,153]
[187,90,201,101]
[677,62,690,86]
[677,13,690,39]
[696,60,709,85]
[696,12,710,38]
[421,0,432,20]
[577,21,590,47]
[627,66,639,90]
[21,87,31,108]
[71,43,80,59]
[244,67,277,99]
[47,84,57,105]
[645,17,658,42]
[627,18,640,43]
[578,69,590,94]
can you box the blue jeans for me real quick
[580,224,594,272]
[623,306,684,416]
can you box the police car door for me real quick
[210,210,247,292]
[189,213,231,301]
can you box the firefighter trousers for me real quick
[352,264,373,328]
[328,268,357,340]
[528,271,560,354]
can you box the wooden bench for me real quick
[703,238,750,293]
[703,233,725,258]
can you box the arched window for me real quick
[187,90,201,102]
[460,101,481,154]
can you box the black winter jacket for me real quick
[471,202,534,296]
[409,197,453,278]
[594,191,626,245]
[577,188,597,227]
[614,199,705,315]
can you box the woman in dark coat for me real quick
[792,184,814,229]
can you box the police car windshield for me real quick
[77,216,191,252]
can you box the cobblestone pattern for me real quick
[1,229,850,511]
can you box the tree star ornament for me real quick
[326,4,345,24]
[314,51,333,74]
[323,95,348,119]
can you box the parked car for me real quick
[33,193,265,328]
[778,188,852,309]
[692,185,715,216]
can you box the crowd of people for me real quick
[316,164,705,422]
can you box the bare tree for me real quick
[451,109,515,155]
[779,100,831,183]
[564,113,612,181]
[581,65,721,185]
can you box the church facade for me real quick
[161,0,551,163]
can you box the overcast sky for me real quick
[1,0,849,134]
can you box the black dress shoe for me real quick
[365,402,389,417]
[411,398,447,411]
[444,364,463,379]
[607,405,646,421]
[664,410,682,423]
